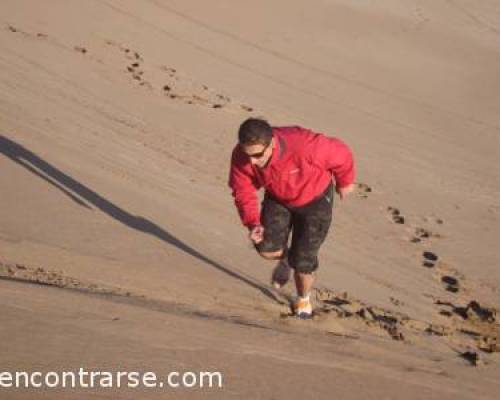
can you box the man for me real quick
[229,118,355,318]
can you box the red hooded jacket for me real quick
[229,126,355,228]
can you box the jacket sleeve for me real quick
[306,133,355,188]
[228,148,262,228]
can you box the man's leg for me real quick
[289,184,334,317]
[259,249,292,289]
[258,249,284,260]
[254,193,292,286]
[294,271,314,298]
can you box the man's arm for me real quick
[228,148,261,229]
[306,132,355,193]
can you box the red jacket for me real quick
[229,126,355,228]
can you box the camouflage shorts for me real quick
[255,183,334,273]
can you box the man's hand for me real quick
[336,183,355,200]
[249,225,265,244]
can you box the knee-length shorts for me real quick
[255,183,334,273]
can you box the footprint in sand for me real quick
[7,25,48,40]
[435,299,496,323]
[389,297,404,306]
[466,301,496,323]
[441,275,460,293]
[311,289,406,341]
[356,183,372,199]
[422,251,438,268]
[410,227,441,243]
[434,299,499,358]
[102,40,254,111]
[127,62,144,82]
[159,65,229,108]
[387,206,405,224]
[478,336,499,353]
[411,227,431,243]
[240,104,254,112]
[74,46,87,54]
[460,350,482,366]
[299,287,499,363]
[104,41,152,87]
[310,286,498,363]
[385,206,443,243]
[7,25,28,36]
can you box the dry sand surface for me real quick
[1,0,499,398]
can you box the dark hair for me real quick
[238,118,272,146]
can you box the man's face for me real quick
[242,139,273,168]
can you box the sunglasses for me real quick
[246,142,271,159]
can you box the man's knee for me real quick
[288,251,318,273]
[258,249,284,260]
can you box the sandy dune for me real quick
[1,0,499,398]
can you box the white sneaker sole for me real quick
[296,311,313,319]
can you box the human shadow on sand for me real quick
[0,135,280,303]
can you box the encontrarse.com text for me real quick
[0,369,223,389]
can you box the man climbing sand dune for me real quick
[229,118,355,318]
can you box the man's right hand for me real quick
[249,225,265,244]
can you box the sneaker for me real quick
[271,259,291,289]
[293,296,313,319]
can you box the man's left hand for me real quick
[337,184,355,200]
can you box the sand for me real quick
[1,0,499,398]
